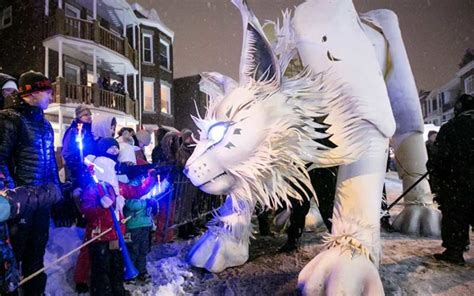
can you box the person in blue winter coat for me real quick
[0,71,62,295]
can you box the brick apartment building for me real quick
[173,74,209,135]
[0,0,175,157]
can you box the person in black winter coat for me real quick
[0,71,62,295]
[432,94,474,264]
[0,73,17,110]
[61,105,95,189]
[277,166,338,253]
[53,105,96,227]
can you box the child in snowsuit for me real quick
[81,179,126,296]
[124,187,158,281]
[79,138,158,295]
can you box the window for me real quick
[143,78,155,112]
[465,75,474,95]
[438,92,445,106]
[432,98,438,111]
[142,33,153,63]
[87,71,95,87]
[159,39,170,70]
[422,101,427,117]
[160,82,171,114]
[1,6,12,29]
[65,3,80,18]
[65,63,80,84]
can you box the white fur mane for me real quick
[196,66,367,216]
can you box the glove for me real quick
[100,195,114,209]
[146,199,158,216]
[115,195,125,216]
[72,187,83,199]
[0,172,6,191]
[147,169,158,178]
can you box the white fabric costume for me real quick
[184,0,440,294]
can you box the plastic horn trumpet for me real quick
[108,207,139,280]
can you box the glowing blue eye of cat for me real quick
[208,123,228,143]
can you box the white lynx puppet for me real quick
[184,0,440,294]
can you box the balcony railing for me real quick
[99,26,124,55]
[52,77,136,118]
[46,10,138,68]
[64,83,93,105]
[99,89,126,113]
[64,17,93,40]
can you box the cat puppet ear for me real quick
[232,0,281,86]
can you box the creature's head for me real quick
[184,0,353,208]
[293,0,365,73]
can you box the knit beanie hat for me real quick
[2,81,17,91]
[136,130,152,147]
[0,73,17,109]
[75,105,91,119]
[18,71,52,97]
[427,130,437,138]
[96,137,119,157]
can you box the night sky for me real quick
[136,0,473,91]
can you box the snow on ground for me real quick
[44,226,84,296]
[44,173,474,295]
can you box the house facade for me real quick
[420,60,473,126]
[173,74,209,135]
[0,0,174,155]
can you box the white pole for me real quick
[58,108,64,143]
[58,41,63,77]
[44,47,49,78]
[138,25,142,124]
[122,10,126,37]
[45,0,49,16]
[93,48,97,83]
[132,24,136,49]
[133,73,137,101]
[93,0,97,19]
[58,0,62,10]
[123,64,128,93]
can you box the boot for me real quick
[278,238,299,253]
[381,217,395,232]
[434,249,465,264]
[75,283,89,294]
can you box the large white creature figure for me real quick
[184,0,441,294]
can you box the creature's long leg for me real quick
[186,196,254,273]
[366,9,441,236]
[298,128,386,295]
[391,132,441,236]
[330,128,388,264]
